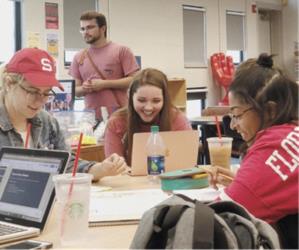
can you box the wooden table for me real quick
[36,175,159,249]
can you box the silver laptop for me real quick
[130,130,199,176]
[0,147,70,244]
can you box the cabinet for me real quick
[167,78,187,111]
[72,143,105,162]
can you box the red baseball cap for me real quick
[6,48,63,90]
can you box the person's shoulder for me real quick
[257,123,297,141]
[73,48,88,63]
[171,108,191,130]
[35,110,56,123]
[109,41,133,54]
[108,109,128,128]
[246,124,297,159]
[172,108,188,120]
[106,112,128,136]
[32,110,60,131]
[109,41,128,49]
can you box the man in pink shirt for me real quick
[69,11,140,119]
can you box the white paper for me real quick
[89,189,170,223]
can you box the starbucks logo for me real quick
[67,202,84,219]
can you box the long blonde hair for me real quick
[1,68,23,95]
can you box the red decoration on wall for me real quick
[45,2,59,29]
[210,53,235,106]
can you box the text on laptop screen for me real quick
[0,153,63,223]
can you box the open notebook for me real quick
[89,189,170,226]
[0,147,69,244]
[130,130,199,176]
[88,187,220,226]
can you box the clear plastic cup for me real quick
[207,137,233,169]
[53,173,92,247]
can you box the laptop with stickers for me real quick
[130,130,199,176]
[0,147,69,244]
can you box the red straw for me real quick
[72,132,83,176]
[60,132,83,237]
[24,123,32,149]
[215,116,222,139]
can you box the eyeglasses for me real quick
[228,107,253,122]
[18,84,56,101]
[79,25,97,33]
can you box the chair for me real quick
[274,213,298,249]
[210,53,235,106]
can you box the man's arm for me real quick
[75,78,89,97]
[85,71,139,92]
[92,75,134,89]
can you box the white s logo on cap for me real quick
[41,58,53,72]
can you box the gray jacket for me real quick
[0,95,93,173]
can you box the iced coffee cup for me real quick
[53,173,92,247]
[207,137,233,169]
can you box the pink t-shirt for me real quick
[220,124,299,223]
[104,110,192,159]
[69,42,139,114]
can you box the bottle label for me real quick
[147,155,165,175]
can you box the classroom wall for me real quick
[22,0,65,77]
[281,0,298,80]
[21,0,298,106]
[98,0,248,105]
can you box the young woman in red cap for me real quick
[0,48,127,181]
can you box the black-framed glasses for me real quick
[79,25,97,33]
[228,107,253,122]
[18,84,56,101]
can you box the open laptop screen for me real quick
[0,147,69,230]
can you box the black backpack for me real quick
[275,213,298,249]
[130,194,281,249]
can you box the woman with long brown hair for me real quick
[104,68,191,165]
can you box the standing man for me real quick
[69,11,140,119]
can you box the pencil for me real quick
[218,173,234,181]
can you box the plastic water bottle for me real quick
[146,125,166,183]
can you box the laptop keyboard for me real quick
[0,223,26,236]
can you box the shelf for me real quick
[167,78,187,111]
[72,143,105,162]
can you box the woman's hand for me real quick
[205,166,235,189]
[88,153,128,181]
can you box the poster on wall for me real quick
[47,33,58,58]
[45,2,59,29]
[26,32,41,48]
